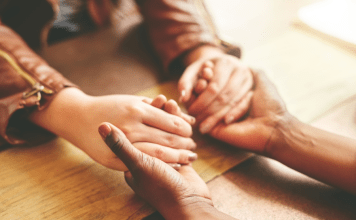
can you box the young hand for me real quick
[30,90,197,171]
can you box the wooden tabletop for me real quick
[2,18,356,220]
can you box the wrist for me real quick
[29,87,92,137]
[183,45,225,66]
[265,113,299,159]
[159,196,214,220]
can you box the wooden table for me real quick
[1,21,356,220]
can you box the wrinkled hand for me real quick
[209,69,288,155]
[178,53,254,134]
[99,122,213,220]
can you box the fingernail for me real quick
[188,153,198,162]
[225,116,234,124]
[179,90,186,102]
[98,123,112,139]
[199,124,211,134]
[170,163,182,170]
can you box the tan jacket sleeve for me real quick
[135,0,241,72]
[0,24,77,145]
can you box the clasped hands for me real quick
[95,60,288,219]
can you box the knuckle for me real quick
[153,148,165,160]
[127,105,145,117]
[172,118,184,133]
[166,135,178,148]
[140,154,154,169]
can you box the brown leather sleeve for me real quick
[0,24,77,145]
[135,0,241,72]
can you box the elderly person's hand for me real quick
[178,46,254,134]
[98,122,237,220]
[30,91,197,171]
[209,69,287,155]
[209,70,356,194]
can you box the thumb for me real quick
[98,122,142,171]
[178,61,201,103]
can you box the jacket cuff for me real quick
[0,24,77,145]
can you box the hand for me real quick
[98,122,218,220]
[142,94,196,125]
[178,47,254,134]
[209,69,289,155]
[30,90,197,171]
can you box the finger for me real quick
[225,91,254,124]
[138,125,197,150]
[150,94,167,109]
[185,93,197,109]
[181,112,196,125]
[167,163,182,170]
[194,79,208,94]
[164,99,181,115]
[201,67,213,81]
[194,68,253,124]
[178,61,204,103]
[143,105,193,137]
[142,98,153,104]
[164,99,196,125]
[188,58,235,115]
[203,60,214,69]
[134,142,198,165]
[99,122,143,170]
[198,90,254,134]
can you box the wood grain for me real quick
[0,83,252,220]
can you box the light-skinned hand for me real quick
[30,91,197,171]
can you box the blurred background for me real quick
[44,0,322,95]
[204,0,321,51]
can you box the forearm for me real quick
[136,0,219,70]
[269,115,356,194]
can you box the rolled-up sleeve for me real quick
[135,0,223,70]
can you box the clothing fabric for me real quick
[0,0,239,145]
